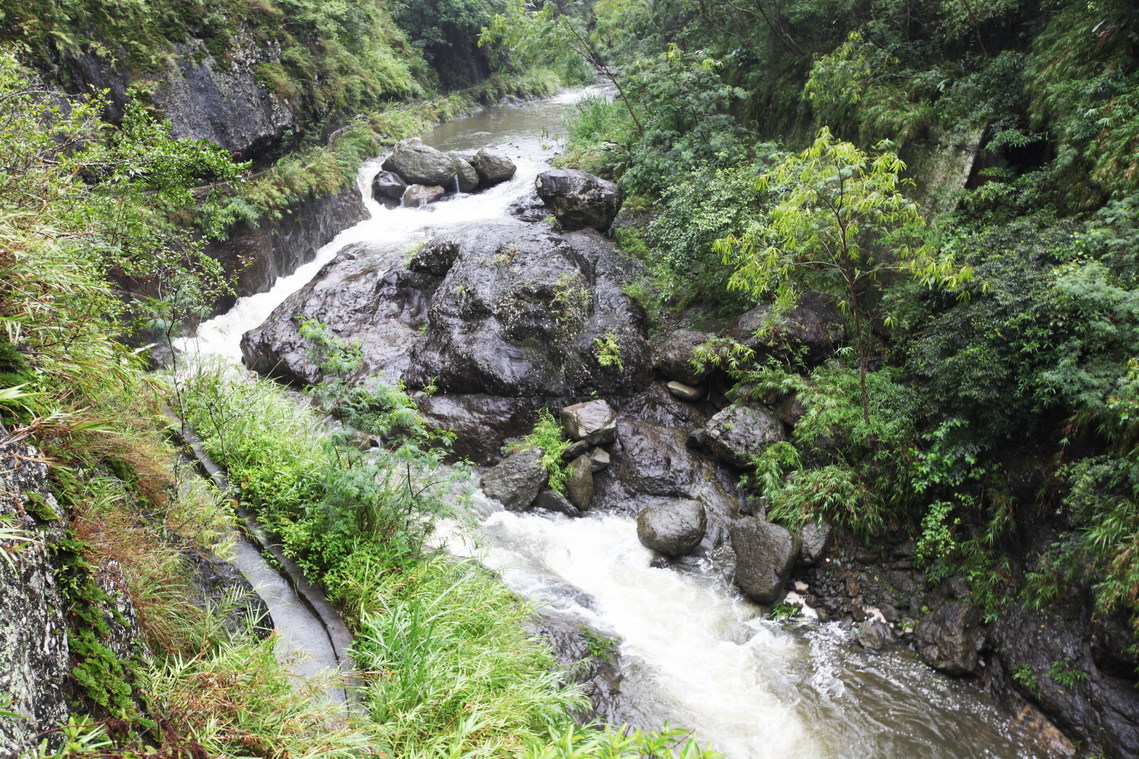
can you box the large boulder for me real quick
[689,404,786,469]
[636,498,707,557]
[560,400,618,446]
[371,170,407,201]
[382,141,458,187]
[798,519,834,566]
[416,394,536,465]
[471,148,516,187]
[732,519,798,604]
[653,329,714,386]
[404,224,653,397]
[916,601,983,675]
[241,241,440,387]
[481,448,548,511]
[451,156,479,193]
[727,292,845,367]
[592,419,742,554]
[536,169,623,232]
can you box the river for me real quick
[179,90,1058,759]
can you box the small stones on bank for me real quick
[482,400,620,514]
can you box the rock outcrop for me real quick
[536,169,623,232]
[732,519,798,604]
[689,404,786,470]
[0,428,71,753]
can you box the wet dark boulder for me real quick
[371,170,408,201]
[416,394,539,465]
[382,141,458,187]
[481,448,548,511]
[636,498,707,557]
[592,419,742,554]
[534,489,583,517]
[564,454,594,510]
[530,608,638,725]
[536,169,623,232]
[732,518,799,604]
[991,601,1139,759]
[404,224,652,398]
[241,241,440,387]
[471,148,517,187]
[798,519,834,566]
[689,404,786,470]
[409,237,461,276]
[916,601,983,675]
[451,156,479,193]
[653,329,714,386]
[727,291,845,366]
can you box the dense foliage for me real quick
[504,0,1139,651]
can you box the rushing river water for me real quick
[180,91,1058,759]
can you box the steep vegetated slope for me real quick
[490,0,1138,755]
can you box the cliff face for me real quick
[59,31,300,166]
[153,34,298,165]
[0,427,72,754]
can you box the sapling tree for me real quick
[715,127,973,422]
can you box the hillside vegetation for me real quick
[501,0,1139,656]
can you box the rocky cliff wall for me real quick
[0,427,72,754]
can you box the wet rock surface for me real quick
[653,329,714,386]
[241,240,440,386]
[732,518,798,604]
[560,400,618,446]
[0,431,71,752]
[535,169,623,232]
[689,403,786,470]
[636,498,707,557]
[530,608,642,726]
[383,141,462,187]
[991,600,1139,759]
[481,448,548,511]
[471,148,517,187]
[726,291,845,366]
[916,601,984,675]
[404,224,652,397]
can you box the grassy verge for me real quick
[173,360,719,757]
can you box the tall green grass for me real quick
[176,360,721,757]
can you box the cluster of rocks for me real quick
[373,139,517,207]
[482,400,617,517]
